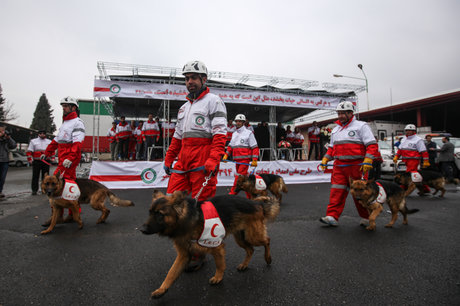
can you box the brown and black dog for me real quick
[394,169,446,197]
[235,173,288,202]
[140,190,280,299]
[40,173,134,235]
[350,178,418,231]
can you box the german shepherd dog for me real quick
[140,190,280,299]
[235,174,288,202]
[40,173,135,235]
[394,169,446,197]
[350,178,419,231]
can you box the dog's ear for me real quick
[171,190,186,203]
[54,170,61,179]
[367,178,375,184]
[152,190,165,200]
[44,172,49,177]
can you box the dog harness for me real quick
[61,179,81,201]
[198,201,226,248]
[374,182,387,204]
[410,171,423,183]
[255,175,267,191]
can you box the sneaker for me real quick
[359,218,369,227]
[319,216,338,227]
[184,253,206,272]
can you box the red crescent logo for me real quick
[145,172,152,180]
[210,224,219,237]
[69,186,75,193]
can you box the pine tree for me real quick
[0,84,6,121]
[30,93,56,133]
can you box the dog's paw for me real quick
[237,263,248,271]
[209,276,223,285]
[384,224,393,228]
[365,225,376,231]
[151,288,167,299]
[40,229,51,235]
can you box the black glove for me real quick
[163,165,171,175]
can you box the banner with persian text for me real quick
[94,79,350,110]
[88,160,331,190]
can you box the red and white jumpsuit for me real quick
[227,125,259,195]
[395,135,428,172]
[164,88,227,201]
[115,121,132,160]
[395,134,429,189]
[45,111,85,181]
[324,116,378,220]
[142,120,160,160]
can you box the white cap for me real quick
[182,60,207,75]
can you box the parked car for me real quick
[379,140,406,173]
[9,151,29,167]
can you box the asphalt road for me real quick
[1,166,460,305]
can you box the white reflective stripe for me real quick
[331,184,348,190]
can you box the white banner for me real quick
[88,160,331,189]
[94,79,352,110]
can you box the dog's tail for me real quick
[280,178,288,193]
[108,191,135,207]
[253,196,280,221]
[400,200,419,214]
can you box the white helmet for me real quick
[405,124,416,131]
[60,96,78,107]
[234,114,246,121]
[182,60,208,76]
[336,101,355,112]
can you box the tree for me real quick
[0,83,18,122]
[30,93,56,133]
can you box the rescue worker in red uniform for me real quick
[393,124,430,193]
[27,130,51,195]
[142,113,160,160]
[223,114,259,196]
[42,96,85,226]
[107,122,117,161]
[307,121,320,160]
[116,116,131,161]
[163,60,227,272]
[226,119,236,146]
[319,101,378,227]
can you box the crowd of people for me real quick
[107,114,175,161]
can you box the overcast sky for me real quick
[1,0,459,129]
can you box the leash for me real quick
[169,166,205,174]
[223,159,257,175]
[194,171,214,204]
[320,162,371,180]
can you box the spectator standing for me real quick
[115,116,131,161]
[286,126,295,145]
[292,127,304,160]
[128,121,137,160]
[307,121,321,160]
[142,113,160,161]
[107,121,118,161]
[437,136,456,183]
[244,121,254,133]
[425,135,437,168]
[0,126,16,198]
[277,136,292,160]
[134,121,144,160]
[27,130,51,195]
[275,122,286,144]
